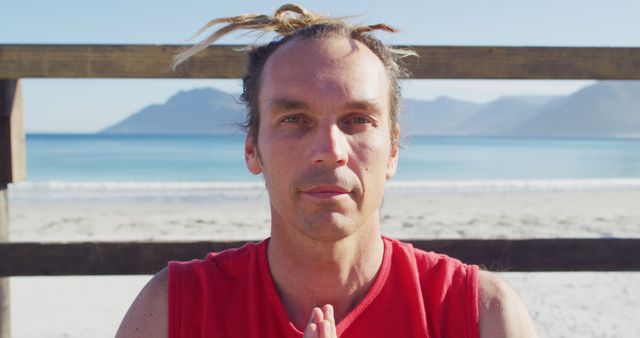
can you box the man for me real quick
[117,4,538,338]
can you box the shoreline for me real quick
[9,186,640,241]
[10,177,640,190]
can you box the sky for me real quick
[2,0,639,133]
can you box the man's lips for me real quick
[300,186,351,198]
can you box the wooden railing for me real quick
[1,44,640,337]
[1,239,639,277]
[2,45,640,79]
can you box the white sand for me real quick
[6,186,640,337]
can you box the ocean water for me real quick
[18,134,640,190]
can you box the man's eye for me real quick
[346,115,373,125]
[352,116,370,124]
[282,115,302,123]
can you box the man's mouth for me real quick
[300,186,351,199]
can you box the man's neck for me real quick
[267,220,385,331]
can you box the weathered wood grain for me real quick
[0,79,26,184]
[0,238,639,276]
[0,78,24,338]
[0,190,10,338]
[405,46,640,79]
[1,45,639,79]
[0,45,246,78]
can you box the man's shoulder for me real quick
[116,241,265,338]
[176,240,264,265]
[386,236,475,273]
[116,268,168,338]
[477,270,538,337]
[390,237,539,338]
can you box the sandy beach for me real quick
[6,184,640,337]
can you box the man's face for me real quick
[245,36,399,242]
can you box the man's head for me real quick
[246,33,398,241]
[174,4,415,241]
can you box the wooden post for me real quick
[0,79,26,183]
[0,79,26,338]
[0,189,9,338]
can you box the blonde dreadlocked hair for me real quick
[173,4,417,145]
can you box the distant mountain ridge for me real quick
[515,81,640,137]
[100,88,245,135]
[100,81,640,138]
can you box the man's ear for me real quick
[386,123,399,180]
[245,135,262,175]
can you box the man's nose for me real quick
[310,123,348,166]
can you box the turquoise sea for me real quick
[22,134,640,184]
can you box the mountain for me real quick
[401,97,482,135]
[449,97,545,136]
[100,88,245,135]
[100,81,640,138]
[515,81,640,138]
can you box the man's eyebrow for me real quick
[343,100,383,113]
[267,99,310,112]
[266,98,383,113]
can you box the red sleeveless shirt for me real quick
[168,237,479,338]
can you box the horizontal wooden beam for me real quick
[1,238,639,276]
[406,46,640,80]
[1,44,639,79]
[0,45,245,79]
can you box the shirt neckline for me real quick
[258,236,393,336]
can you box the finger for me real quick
[303,323,318,338]
[322,304,334,322]
[322,304,337,337]
[309,307,324,324]
[318,320,332,338]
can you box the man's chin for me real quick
[299,212,360,242]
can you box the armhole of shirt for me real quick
[466,264,481,338]
[168,261,181,338]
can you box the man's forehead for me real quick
[255,35,392,122]
[261,38,388,90]
[273,35,363,58]
[263,36,385,77]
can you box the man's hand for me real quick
[303,304,338,338]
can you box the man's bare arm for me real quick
[478,270,538,338]
[116,268,168,338]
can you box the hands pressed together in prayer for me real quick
[303,305,338,338]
